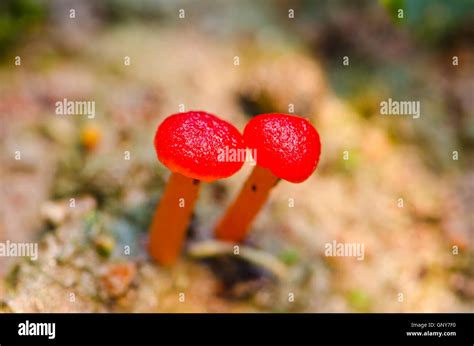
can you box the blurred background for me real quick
[0,0,473,312]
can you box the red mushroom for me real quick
[215,113,321,242]
[150,111,245,265]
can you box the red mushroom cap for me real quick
[244,113,321,183]
[155,111,245,182]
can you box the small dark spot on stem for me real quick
[193,179,200,185]
[251,184,257,192]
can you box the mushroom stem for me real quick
[149,172,200,265]
[215,165,279,242]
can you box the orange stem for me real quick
[148,172,200,265]
[215,166,279,243]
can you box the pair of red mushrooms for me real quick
[149,111,321,265]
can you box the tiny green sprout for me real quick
[95,234,115,258]
[279,249,300,266]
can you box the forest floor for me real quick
[1,22,473,312]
